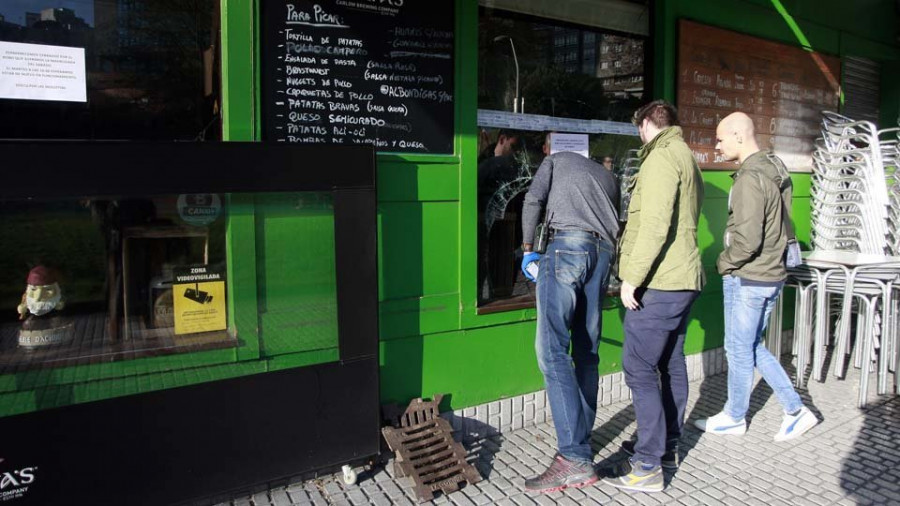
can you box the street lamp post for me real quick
[493,35,521,113]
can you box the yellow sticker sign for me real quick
[173,266,226,335]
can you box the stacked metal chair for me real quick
[888,124,900,255]
[889,125,900,394]
[810,112,895,254]
[782,112,900,406]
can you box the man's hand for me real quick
[522,252,541,282]
[620,280,641,310]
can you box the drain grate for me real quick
[381,395,482,503]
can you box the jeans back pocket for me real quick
[554,250,589,286]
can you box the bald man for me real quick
[694,112,818,441]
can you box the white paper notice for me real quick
[0,41,87,103]
[550,133,590,158]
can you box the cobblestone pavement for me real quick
[219,360,900,506]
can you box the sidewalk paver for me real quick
[217,356,900,506]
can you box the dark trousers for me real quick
[623,289,699,467]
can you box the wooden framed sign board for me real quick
[677,20,841,172]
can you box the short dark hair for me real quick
[632,100,679,128]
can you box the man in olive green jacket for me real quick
[603,100,704,494]
[694,112,818,442]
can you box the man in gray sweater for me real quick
[520,150,620,493]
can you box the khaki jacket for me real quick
[619,126,705,291]
[717,151,792,282]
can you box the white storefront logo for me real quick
[0,462,37,503]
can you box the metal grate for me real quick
[382,395,482,503]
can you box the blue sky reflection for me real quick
[0,1,94,27]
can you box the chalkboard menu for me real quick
[262,1,455,154]
[677,20,841,171]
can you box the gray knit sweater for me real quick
[522,151,620,246]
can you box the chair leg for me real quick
[813,290,831,383]
[853,302,866,370]
[858,296,878,408]
[878,289,892,395]
[792,285,804,358]
[796,285,816,389]
[793,288,805,388]
[767,294,783,358]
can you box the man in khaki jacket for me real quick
[694,112,818,441]
[603,100,704,493]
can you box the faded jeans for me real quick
[723,275,803,421]
[535,230,613,463]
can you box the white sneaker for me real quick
[693,411,747,435]
[774,406,818,442]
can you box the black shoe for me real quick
[620,438,679,470]
[524,453,598,493]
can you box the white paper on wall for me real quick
[0,41,87,103]
[549,132,590,158]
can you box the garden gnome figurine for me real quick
[17,266,72,349]
[17,266,65,320]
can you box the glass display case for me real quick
[0,191,338,372]
[0,141,379,506]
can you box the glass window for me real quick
[476,7,647,311]
[0,0,220,140]
[0,192,338,370]
[476,129,640,311]
[479,9,646,121]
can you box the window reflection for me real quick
[477,128,641,308]
[479,9,646,121]
[0,192,339,371]
[477,8,647,310]
[0,195,230,365]
[0,0,220,140]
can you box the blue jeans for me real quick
[535,230,613,463]
[722,275,802,420]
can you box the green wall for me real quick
[378,0,900,411]
[1,0,898,418]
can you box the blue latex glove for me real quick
[521,252,541,281]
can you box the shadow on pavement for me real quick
[678,349,823,470]
[839,391,900,504]
[588,404,636,476]
[437,413,501,481]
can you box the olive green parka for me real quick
[619,126,705,291]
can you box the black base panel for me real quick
[0,358,380,506]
